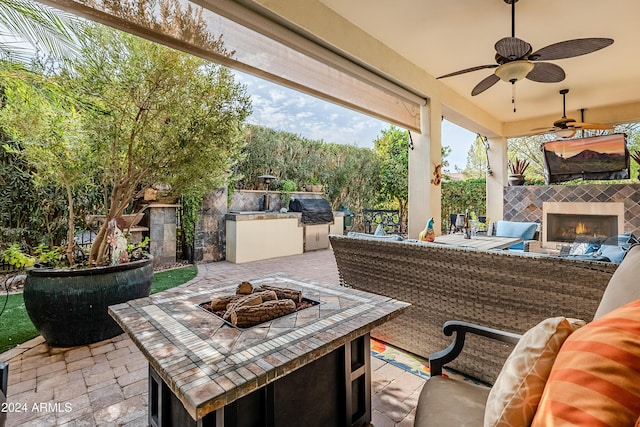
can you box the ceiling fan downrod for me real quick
[504,0,519,38]
[560,88,569,118]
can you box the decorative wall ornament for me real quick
[431,164,442,185]
[482,135,494,176]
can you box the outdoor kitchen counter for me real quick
[109,276,410,427]
[225,211,303,221]
[225,211,304,263]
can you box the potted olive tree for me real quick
[0,24,251,346]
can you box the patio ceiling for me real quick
[237,0,640,138]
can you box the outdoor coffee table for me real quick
[434,233,523,250]
[109,276,409,427]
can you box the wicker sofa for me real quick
[329,234,619,384]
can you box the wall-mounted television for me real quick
[541,133,629,184]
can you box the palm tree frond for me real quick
[0,0,81,61]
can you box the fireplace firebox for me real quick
[542,202,625,248]
[546,214,618,243]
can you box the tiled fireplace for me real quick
[504,184,640,249]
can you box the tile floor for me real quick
[1,249,425,426]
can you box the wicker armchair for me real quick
[414,244,640,427]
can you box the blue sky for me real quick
[234,71,476,171]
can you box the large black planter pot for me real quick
[24,257,153,347]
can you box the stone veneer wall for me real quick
[148,204,179,266]
[229,190,322,212]
[194,188,227,263]
[504,184,640,236]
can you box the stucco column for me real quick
[408,100,442,238]
[486,136,508,222]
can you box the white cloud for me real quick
[235,70,387,148]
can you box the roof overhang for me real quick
[39,0,640,139]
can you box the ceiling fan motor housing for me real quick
[553,117,577,129]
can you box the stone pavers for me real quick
[1,249,425,426]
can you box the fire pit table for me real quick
[109,276,410,427]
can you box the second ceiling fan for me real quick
[437,0,614,96]
[532,89,614,138]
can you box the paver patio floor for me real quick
[1,249,424,426]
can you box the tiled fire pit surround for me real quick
[109,276,409,427]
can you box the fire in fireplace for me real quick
[547,214,618,243]
[542,202,625,248]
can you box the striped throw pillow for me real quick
[532,299,640,427]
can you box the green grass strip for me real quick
[0,293,38,354]
[151,265,197,294]
[0,265,198,354]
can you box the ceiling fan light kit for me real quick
[555,128,576,139]
[494,60,534,82]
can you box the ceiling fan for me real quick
[437,0,614,97]
[532,89,614,138]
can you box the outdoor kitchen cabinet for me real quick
[225,212,304,263]
[304,224,330,251]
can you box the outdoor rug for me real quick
[370,338,431,380]
[370,338,480,384]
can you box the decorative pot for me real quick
[305,184,323,192]
[24,256,153,347]
[508,174,525,186]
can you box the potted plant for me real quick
[508,157,530,186]
[0,24,251,346]
[306,176,323,193]
[277,179,297,211]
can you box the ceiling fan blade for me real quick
[437,64,498,79]
[471,74,500,96]
[570,122,614,131]
[526,62,565,83]
[531,126,558,133]
[495,37,532,60]
[530,38,614,61]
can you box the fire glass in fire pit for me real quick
[199,281,319,329]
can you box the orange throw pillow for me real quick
[532,299,640,427]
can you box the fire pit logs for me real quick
[200,282,316,328]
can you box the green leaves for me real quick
[441,179,487,233]
[234,125,382,213]
[1,22,251,264]
[1,243,34,268]
[0,0,81,63]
